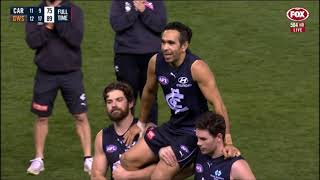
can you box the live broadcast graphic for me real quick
[2,1,318,180]
[10,6,71,23]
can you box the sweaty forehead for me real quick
[162,30,180,41]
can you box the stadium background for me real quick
[1,1,319,179]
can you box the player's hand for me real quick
[223,144,241,159]
[112,164,130,180]
[123,123,144,146]
[133,0,146,12]
[159,146,177,167]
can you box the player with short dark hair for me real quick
[163,21,193,44]
[120,21,240,179]
[195,111,255,180]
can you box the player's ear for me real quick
[181,42,189,52]
[217,133,223,142]
[129,100,134,109]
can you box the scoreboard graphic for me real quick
[10,6,71,23]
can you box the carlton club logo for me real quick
[286,7,309,33]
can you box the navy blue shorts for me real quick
[144,123,198,168]
[31,69,88,117]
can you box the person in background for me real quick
[109,0,167,124]
[25,0,92,175]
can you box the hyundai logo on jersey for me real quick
[178,77,188,84]
[177,77,192,87]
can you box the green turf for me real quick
[1,1,319,180]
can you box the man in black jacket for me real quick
[25,0,92,175]
[109,0,167,124]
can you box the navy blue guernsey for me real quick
[102,119,139,179]
[155,51,208,129]
[194,153,244,180]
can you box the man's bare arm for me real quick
[91,130,108,180]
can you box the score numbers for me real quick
[10,6,71,23]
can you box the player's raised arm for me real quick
[91,130,108,180]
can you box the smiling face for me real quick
[161,30,188,65]
[196,129,223,156]
[105,90,133,122]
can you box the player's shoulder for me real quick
[148,53,158,69]
[95,129,104,140]
[151,53,158,62]
[192,59,208,68]
[191,59,210,78]
[231,158,250,173]
[230,158,255,180]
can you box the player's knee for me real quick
[73,113,88,122]
[37,117,49,122]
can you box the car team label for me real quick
[286,7,309,33]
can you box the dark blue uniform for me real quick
[194,153,244,180]
[156,50,208,128]
[144,51,208,168]
[102,119,139,179]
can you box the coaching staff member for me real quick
[109,0,167,124]
[25,0,92,175]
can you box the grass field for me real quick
[1,1,319,180]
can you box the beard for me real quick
[107,105,130,122]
